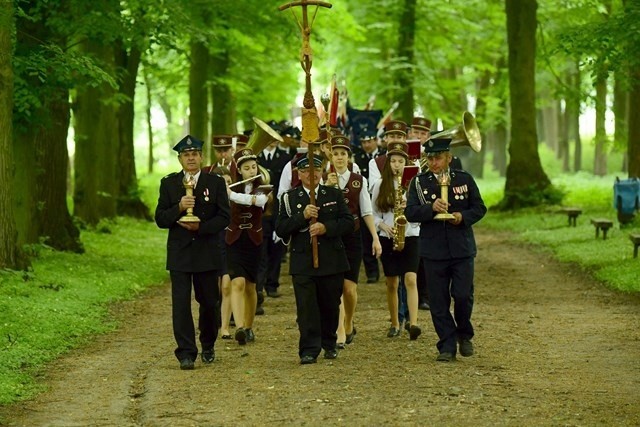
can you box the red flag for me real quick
[328,74,339,127]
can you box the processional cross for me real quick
[279,0,332,268]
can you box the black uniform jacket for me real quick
[276,185,354,276]
[405,169,486,260]
[155,171,231,272]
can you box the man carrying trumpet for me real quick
[405,137,487,362]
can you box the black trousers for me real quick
[423,257,474,355]
[292,273,344,358]
[360,223,379,280]
[258,215,286,292]
[170,270,219,361]
[417,258,429,303]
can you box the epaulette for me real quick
[162,172,179,180]
[450,168,469,176]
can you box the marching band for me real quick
[159,109,486,367]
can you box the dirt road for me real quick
[1,229,639,426]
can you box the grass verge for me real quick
[0,217,167,405]
[478,172,640,293]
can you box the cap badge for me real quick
[187,138,192,146]
[428,140,434,147]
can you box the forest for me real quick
[0,0,639,269]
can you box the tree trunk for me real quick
[613,72,629,172]
[559,98,571,172]
[395,0,416,121]
[189,39,209,160]
[115,44,150,219]
[144,68,154,174]
[569,58,582,172]
[0,1,29,269]
[539,88,558,152]
[73,40,119,226]
[210,50,236,135]
[492,123,508,177]
[33,92,84,252]
[466,69,491,178]
[594,74,608,176]
[500,0,552,209]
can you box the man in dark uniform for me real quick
[405,137,486,362]
[276,154,354,364]
[155,135,231,370]
[257,135,292,298]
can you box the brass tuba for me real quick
[431,111,482,152]
[392,173,407,251]
[247,117,284,154]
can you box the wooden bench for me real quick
[590,218,614,240]
[560,207,582,227]
[630,233,640,258]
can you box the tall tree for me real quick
[0,0,28,269]
[13,0,83,252]
[74,39,120,225]
[593,70,608,175]
[395,0,416,120]
[500,0,553,209]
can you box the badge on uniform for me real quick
[204,188,210,202]
[352,180,361,189]
[297,204,302,208]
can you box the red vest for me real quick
[225,192,263,246]
[341,172,363,231]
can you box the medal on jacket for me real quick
[204,188,210,202]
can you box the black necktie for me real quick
[267,153,272,162]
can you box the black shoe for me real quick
[266,289,281,298]
[201,350,215,364]
[179,358,195,370]
[419,301,430,310]
[436,352,456,362]
[246,328,256,342]
[255,305,265,315]
[345,327,357,344]
[459,339,474,357]
[387,327,401,338]
[235,328,247,345]
[409,325,422,341]
[300,355,317,365]
[324,349,338,359]
[257,292,265,305]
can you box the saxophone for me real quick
[392,173,407,251]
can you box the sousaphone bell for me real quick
[431,111,482,152]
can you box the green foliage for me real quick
[0,218,167,404]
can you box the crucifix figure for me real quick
[279,0,332,267]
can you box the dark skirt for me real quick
[380,236,420,277]
[227,232,262,282]
[342,230,363,283]
[218,232,228,276]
